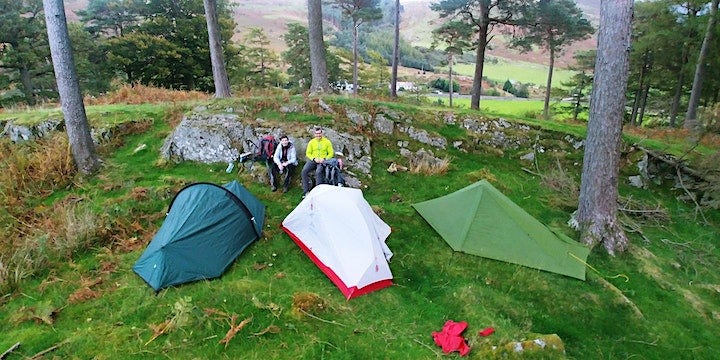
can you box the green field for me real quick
[426,97,544,115]
[442,60,575,88]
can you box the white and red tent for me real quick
[281,185,394,299]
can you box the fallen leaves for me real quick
[252,325,281,336]
[146,319,174,346]
[220,315,253,348]
[68,276,104,304]
[68,287,100,304]
[145,296,196,346]
[253,263,269,271]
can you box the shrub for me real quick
[406,148,451,175]
[541,160,579,210]
[484,88,501,97]
[503,79,514,93]
[429,78,459,93]
[514,84,530,98]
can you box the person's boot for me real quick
[269,172,277,192]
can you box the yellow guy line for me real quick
[568,252,629,282]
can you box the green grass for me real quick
[445,60,576,88]
[0,103,167,128]
[1,97,719,359]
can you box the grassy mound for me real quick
[0,94,718,359]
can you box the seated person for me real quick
[301,126,334,197]
[272,135,298,193]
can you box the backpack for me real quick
[255,135,278,162]
[323,158,345,186]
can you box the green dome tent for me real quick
[412,180,589,280]
[133,181,265,291]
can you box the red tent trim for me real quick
[281,225,393,299]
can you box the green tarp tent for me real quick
[133,181,265,291]
[412,180,589,280]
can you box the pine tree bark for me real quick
[543,47,555,120]
[390,0,400,98]
[669,47,689,127]
[20,67,36,106]
[352,21,359,95]
[576,0,633,255]
[448,54,454,108]
[43,0,100,175]
[638,84,650,126]
[470,5,490,110]
[685,0,719,130]
[308,0,331,94]
[203,0,231,98]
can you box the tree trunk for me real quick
[43,0,101,175]
[390,0,400,98]
[307,0,331,94]
[470,4,490,110]
[203,0,231,98]
[449,54,453,108]
[19,66,36,106]
[260,54,266,85]
[543,48,555,120]
[629,57,647,126]
[629,93,638,126]
[471,30,488,110]
[637,83,650,126]
[685,0,719,131]
[669,46,689,127]
[669,72,684,127]
[576,0,633,255]
[573,90,581,122]
[352,20,359,96]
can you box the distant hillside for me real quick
[64,0,598,69]
[225,0,599,69]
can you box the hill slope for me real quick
[65,0,598,68]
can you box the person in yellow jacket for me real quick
[301,126,334,197]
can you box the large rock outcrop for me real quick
[159,112,372,187]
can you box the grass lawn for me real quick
[445,60,576,88]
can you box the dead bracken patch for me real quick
[68,287,101,304]
[84,84,209,105]
[129,187,149,201]
[467,168,497,183]
[291,292,328,317]
[371,205,385,215]
[68,276,104,303]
